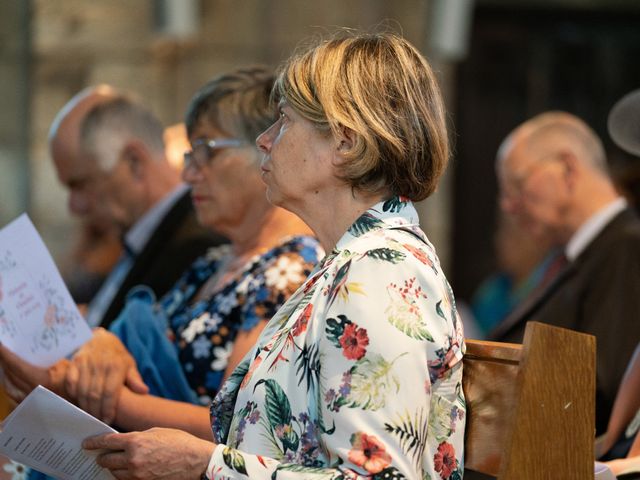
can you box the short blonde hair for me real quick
[274,32,449,201]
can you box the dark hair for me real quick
[184,65,277,143]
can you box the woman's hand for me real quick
[66,328,148,424]
[83,428,215,480]
[0,345,69,401]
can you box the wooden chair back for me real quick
[463,321,596,479]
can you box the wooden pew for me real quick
[0,387,18,480]
[463,321,596,479]
[0,387,13,420]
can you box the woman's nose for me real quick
[181,161,201,184]
[256,122,276,153]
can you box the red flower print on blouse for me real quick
[339,323,369,360]
[434,441,457,479]
[402,243,434,268]
[348,432,392,474]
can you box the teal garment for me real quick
[471,252,561,336]
[471,273,518,335]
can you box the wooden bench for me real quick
[463,321,596,479]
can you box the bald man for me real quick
[490,111,640,434]
[49,86,224,328]
[49,85,117,218]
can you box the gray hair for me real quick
[184,65,276,143]
[80,95,165,171]
[521,111,608,174]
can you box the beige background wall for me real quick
[17,0,457,272]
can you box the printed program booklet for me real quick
[0,385,116,479]
[0,214,92,367]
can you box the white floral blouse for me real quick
[206,198,466,480]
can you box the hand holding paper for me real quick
[0,214,92,367]
[0,386,115,480]
[83,427,215,480]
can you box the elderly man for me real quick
[489,111,640,434]
[49,86,224,328]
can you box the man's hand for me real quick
[66,328,148,424]
[83,428,215,479]
[0,345,68,401]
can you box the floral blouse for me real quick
[159,235,323,405]
[206,198,466,480]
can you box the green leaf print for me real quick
[455,382,465,406]
[435,300,446,321]
[327,259,352,307]
[222,447,248,475]
[280,426,300,453]
[386,308,434,341]
[385,290,434,341]
[273,464,340,480]
[325,314,352,348]
[348,212,384,237]
[449,469,463,480]
[346,353,405,410]
[297,288,317,311]
[429,395,459,443]
[228,356,250,383]
[364,248,407,264]
[382,196,408,213]
[254,379,292,429]
[215,358,250,440]
[384,409,428,470]
[295,342,321,391]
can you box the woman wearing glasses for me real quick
[0,66,321,443]
[83,32,465,480]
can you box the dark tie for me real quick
[489,251,572,341]
[120,238,137,259]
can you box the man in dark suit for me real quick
[49,86,225,329]
[489,111,640,434]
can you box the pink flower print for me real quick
[44,304,57,327]
[275,424,293,439]
[339,323,369,360]
[348,432,392,474]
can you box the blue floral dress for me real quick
[205,198,466,480]
[160,235,323,405]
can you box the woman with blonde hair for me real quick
[85,32,466,480]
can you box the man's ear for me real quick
[558,150,579,189]
[122,140,150,180]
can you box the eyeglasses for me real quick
[183,138,246,170]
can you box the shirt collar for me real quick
[124,183,189,255]
[565,197,628,261]
[334,196,421,253]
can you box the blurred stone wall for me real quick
[0,1,30,226]
[25,0,456,270]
